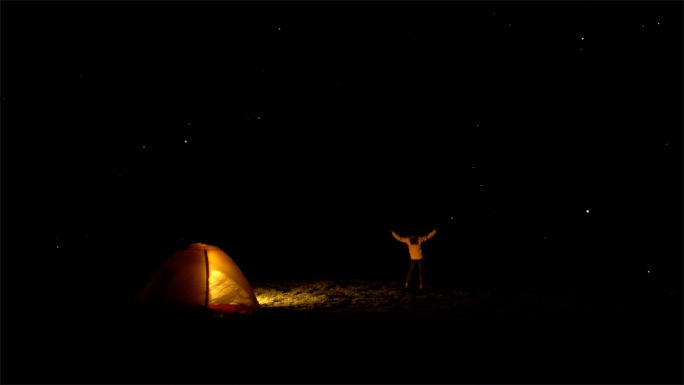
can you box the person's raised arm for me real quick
[391,230,404,242]
[422,228,438,242]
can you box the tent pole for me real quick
[204,249,209,308]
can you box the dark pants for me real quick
[406,259,424,286]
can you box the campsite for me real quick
[2,2,682,384]
[4,238,681,384]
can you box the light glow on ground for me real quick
[252,280,471,313]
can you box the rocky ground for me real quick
[4,279,682,384]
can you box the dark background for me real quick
[2,1,681,311]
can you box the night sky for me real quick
[2,1,681,306]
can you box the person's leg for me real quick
[417,259,424,289]
[405,260,416,288]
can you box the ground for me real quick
[4,279,682,384]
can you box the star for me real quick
[586,209,590,213]
[184,140,188,143]
[581,37,584,40]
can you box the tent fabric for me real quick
[137,243,260,314]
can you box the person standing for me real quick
[391,228,438,289]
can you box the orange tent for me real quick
[137,243,260,314]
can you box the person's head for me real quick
[409,236,418,245]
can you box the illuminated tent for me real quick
[136,243,260,314]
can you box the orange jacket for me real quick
[391,229,437,260]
